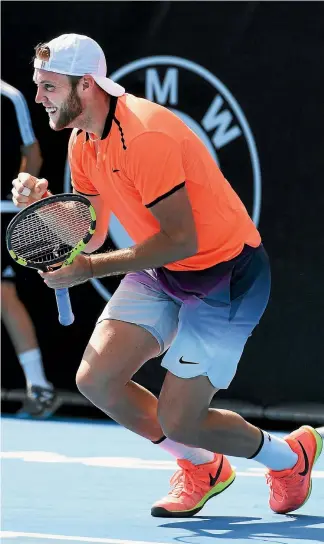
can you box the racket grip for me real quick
[55,288,75,326]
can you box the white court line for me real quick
[1,451,323,477]
[0,532,169,544]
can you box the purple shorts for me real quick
[98,244,271,388]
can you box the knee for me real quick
[158,404,195,444]
[75,364,95,398]
[75,360,123,409]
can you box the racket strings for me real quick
[10,201,91,264]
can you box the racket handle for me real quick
[55,288,75,326]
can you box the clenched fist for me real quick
[12,172,50,208]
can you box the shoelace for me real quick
[266,474,289,499]
[266,471,305,501]
[169,467,207,497]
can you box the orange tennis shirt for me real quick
[69,94,261,271]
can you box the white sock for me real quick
[154,436,215,465]
[18,348,52,390]
[251,430,298,471]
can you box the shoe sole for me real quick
[16,396,62,419]
[296,426,323,510]
[151,469,236,518]
[274,425,323,515]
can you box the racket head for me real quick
[6,193,96,271]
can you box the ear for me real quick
[81,75,95,91]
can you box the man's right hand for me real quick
[12,172,49,208]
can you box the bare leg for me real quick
[1,280,54,403]
[1,281,39,354]
[76,319,164,441]
[158,372,262,458]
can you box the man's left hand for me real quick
[39,254,93,289]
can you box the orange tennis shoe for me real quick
[266,425,323,514]
[151,453,235,517]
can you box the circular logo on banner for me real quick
[65,56,261,301]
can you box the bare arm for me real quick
[89,185,198,277]
[20,140,43,177]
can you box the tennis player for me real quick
[12,34,322,517]
[1,79,59,418]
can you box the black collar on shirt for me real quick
[85,96,118,142]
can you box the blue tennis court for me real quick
[1,417,323,544]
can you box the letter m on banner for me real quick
[145,68,178,105]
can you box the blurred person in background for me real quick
[1,79,60,418]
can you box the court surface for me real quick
[1,416,323,544]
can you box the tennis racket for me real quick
[6,193,96,326]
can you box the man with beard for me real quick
[12,34,322,517]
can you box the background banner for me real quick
[1,2,323,417]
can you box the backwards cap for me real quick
[34,33,125,97]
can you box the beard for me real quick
[51,88,83,131]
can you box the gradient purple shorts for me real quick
[98,244,271,389]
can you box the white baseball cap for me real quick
[34,33,125,97]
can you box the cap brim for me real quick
[93,76,125,97]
